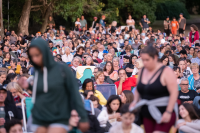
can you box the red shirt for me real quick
[115,77,137,92]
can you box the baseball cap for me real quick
[0,85,7,92]
[103,50,108,54]
[94,17,97,19]
[21,53,28,58]
[180,13,183,15]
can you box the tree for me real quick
[0,0,4,37]
[18,0,32,35]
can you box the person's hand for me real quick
[78,122,89,132]
[183,27,185,30]
[196,89,200,93]
[160,112,172,123]
[177,122,186,128]
[18,77,29,89]
[114,113,121,119]
[117,116,122,121]
[129,101,137,111]
[0,118,5,126]
[120,77,126,83]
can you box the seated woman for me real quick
[169,54,178,68]
[109,104,143,133]
[120,90,134,104]
[74,46,85,58]
[173,66,181,91]
[103,61,118,81]
[188,63,200,93]
[177,103,200,133]
[132,58,143,76]
[160,55,169,66]
[83,56,95,66]
[6,82,30,106]
[2,52,11,67]
[79,78,107,106]
[97,95,122,131]
[125,54,138,77]
[94,71,109,85]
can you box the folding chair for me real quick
[96,84,117,100]
[21,97,33,133]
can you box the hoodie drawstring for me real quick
[32,67,48,104]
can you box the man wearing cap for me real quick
[179,13,186,34]
[191,50,200,65]
[0,85,23,127]
[164,16,171,36]
[92,17,98,29]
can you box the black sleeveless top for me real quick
[137,66,169,118]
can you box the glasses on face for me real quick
[132,57,137,59]
[191,67,198,70]
[84,56,87,58]
[180,84,188,86]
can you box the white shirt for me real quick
[62,53,73,63]
[75,21,81,26]
[98,51,104,60]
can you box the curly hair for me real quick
[190,24,199,31]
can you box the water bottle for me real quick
[0,107,5,128]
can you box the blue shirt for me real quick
[191,57,200,65]
[99,19,105,27]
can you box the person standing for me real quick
[126,15,135,30]
[139,15,150,32]
[163,16,171,36]
[171,17,179,35]
[80,15,87,30]
[17,38,89,133]
[99,15,106,28]
[129,45,178,133]
[92,17,98,29]
[178,13,186,34]
[189,24,199,44]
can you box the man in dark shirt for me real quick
[178,78,198,104]
[139,15,150,32]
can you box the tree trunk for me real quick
[0,0,4,37]
[18,0,32,35]
[40,6,52,33]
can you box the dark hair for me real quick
[160,46,165,51]
[3,73,17,85]
[171,46,176,51]
[181,103,199,120]
[120,103,136,115]
[186,59,191,64]
[129,54,138,64]
[169,54,178,65]
[89,95,100,105]
[180,50,187,55]
[3,52,11,62]
[21,67,28,74]
[77,46,85,53]
[173,66,180,72]
[140,45,158,59]
[165,50,172,55]
[190,24,199,31]
[103,61,114,75]
[108,43,113,47]
[92,50,99,53]
[5,119,22,132]
[82,90,93,99]
[160,55,169,65]
[106,95,122,114]
[82,78,95,93]
[122,90,134,104]
[11,59,17,66]
[118,68,125,75]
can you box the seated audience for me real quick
[79,78,107,106]
[178,78,198,104]
[115,68,137,95]
[125,54,138,77]
[97,95,122,131]
[109,104,144,133]
[5,119,23,133]
[177,103,200,133]
[103,61,118,81]
[188,63,200,93]
[131,58,143,76]
[120,90,134,104]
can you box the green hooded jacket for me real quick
[28,38,88,126]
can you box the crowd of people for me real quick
[0,12,199,133]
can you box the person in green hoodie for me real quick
[18,38,89,133]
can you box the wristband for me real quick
[165,110,172,114]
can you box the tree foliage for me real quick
[155,0,190,20]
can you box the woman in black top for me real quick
[125,54,138,77]
[129,45,178,133]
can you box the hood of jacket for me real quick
[28,38,55,70]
